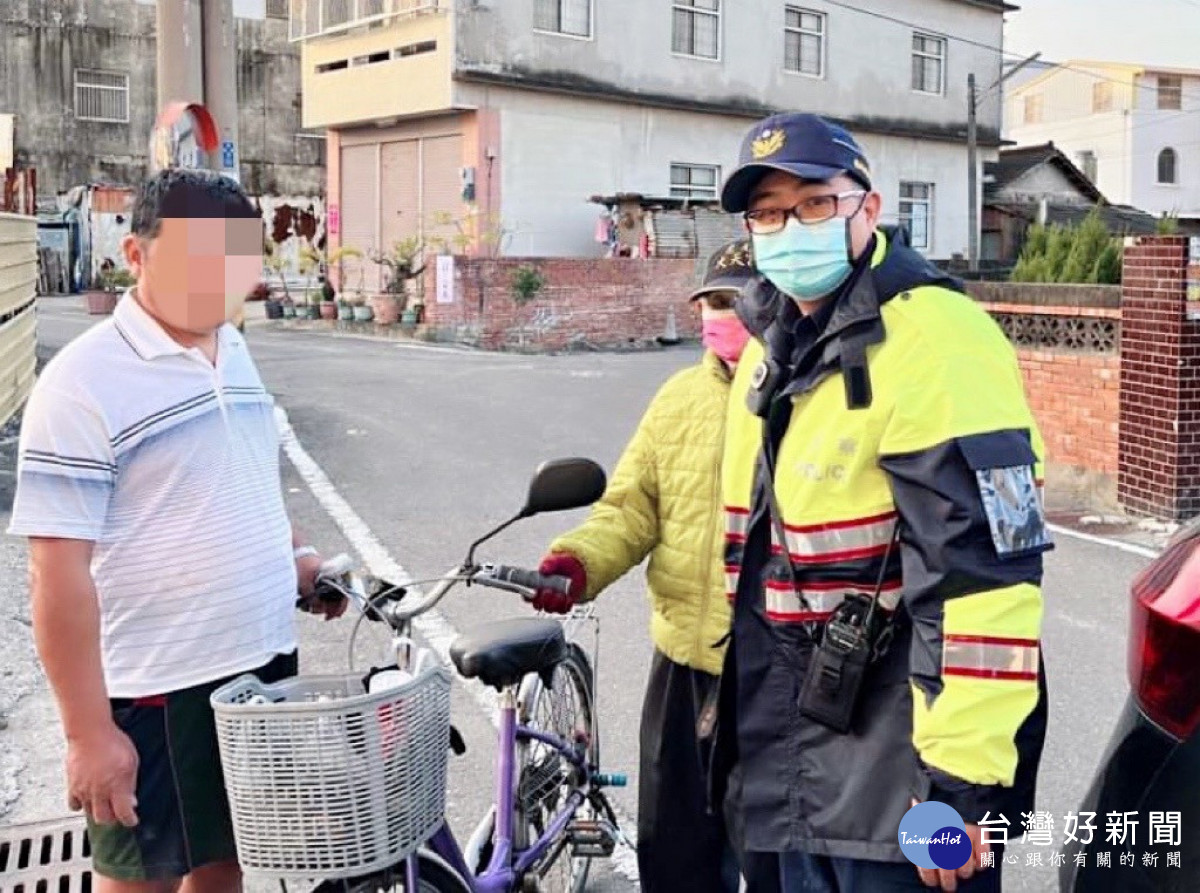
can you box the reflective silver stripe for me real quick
[725,570,740,599]
[726,509,750,538]
[942,636,1039,681]
[764,583,902,620]
[781,512,897,560]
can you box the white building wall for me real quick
[1005,65,1200,213]
[1005,66,1135,204]
[863,132,978,261]
[1129,73,1200,216]
[456,0,1004,135]
[479,86,977,259]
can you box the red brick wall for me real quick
[422,257,699,350]
[967,286,1121,478]
[1018,349,1120,475]
[1117,236,1200,520]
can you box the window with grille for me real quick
[670,163,719,200]
[911,33,945,95]
[266,0,288,18]
[1158,148,1178,184]
[1023,94,1043,125]
[1093,81,1113,113]
[899,182,933,250]
[534,0,592,37]
[1159,75,1183,110]
[74,69,130,123]
[673,0,720,60]
[785,7,824,77]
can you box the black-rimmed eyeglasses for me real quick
[743,190,868,235]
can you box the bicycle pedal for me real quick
[567,819,618,858]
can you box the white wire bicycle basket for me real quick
[210,647,453,881]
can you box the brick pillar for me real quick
[1117,235,1200,520]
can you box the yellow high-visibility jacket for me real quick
[549,350,733,676]
[716,228,1050,856]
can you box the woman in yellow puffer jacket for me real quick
[532,240,754,893]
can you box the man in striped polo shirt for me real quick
[8,169,344,892]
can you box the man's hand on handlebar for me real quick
[295,549,324,599]
[296,552,350,621]
[532,553,586,614]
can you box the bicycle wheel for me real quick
[310,850,472,893]
[513,642,596,893]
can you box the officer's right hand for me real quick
[533,553,586,614]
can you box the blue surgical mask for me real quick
[752,216,853,301]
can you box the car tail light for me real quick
[1129,524,1200,739]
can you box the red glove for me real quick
[533,553,587,614]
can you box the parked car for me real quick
[1059,518,1200,891]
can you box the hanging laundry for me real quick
[595,214,613,244]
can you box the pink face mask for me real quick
[702,316,751,365]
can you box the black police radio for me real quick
[797,593,888,733]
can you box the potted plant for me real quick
[351,292,374,322]
[302,242,363,321]
[316,278,336,320]
[264,241,296,313]
[293,293,314,320]
[401,298,426,327]
[255,282,283,320]
[85,266,133,314]
[368,236,425,326]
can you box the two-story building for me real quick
[1005,60,1200,222]
[298,0,1011,267]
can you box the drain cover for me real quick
[0,815,91,893]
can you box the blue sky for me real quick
[1004,0,1200,69]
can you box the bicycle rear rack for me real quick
[0,815,92,893]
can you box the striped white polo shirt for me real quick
[7,290,298,698]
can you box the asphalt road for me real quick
[0,297,1164,892]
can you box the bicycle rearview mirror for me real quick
[464,458,608,568]
[520,458,607,517]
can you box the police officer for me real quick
[710,113,1051,892]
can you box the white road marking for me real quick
[275,405,641,885]
[1046,523,1160,560]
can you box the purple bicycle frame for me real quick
[419,700,590,892]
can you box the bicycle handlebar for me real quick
[303,556,567,629]
[486,565,573,598]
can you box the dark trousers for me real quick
[638,649,740,893]
[770,848,1006,892]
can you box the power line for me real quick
[817,0,1190,91]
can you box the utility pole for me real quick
[156,0,204,120]
[155,0,239,179]
[967,52,1043,273]
[201,0,240,182]
[968,72,978,272]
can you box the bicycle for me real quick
[209,457,631,893]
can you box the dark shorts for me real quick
[88,651,299,881]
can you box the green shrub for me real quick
[1009,207,1123,284]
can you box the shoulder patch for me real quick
[976,465,1051,557]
